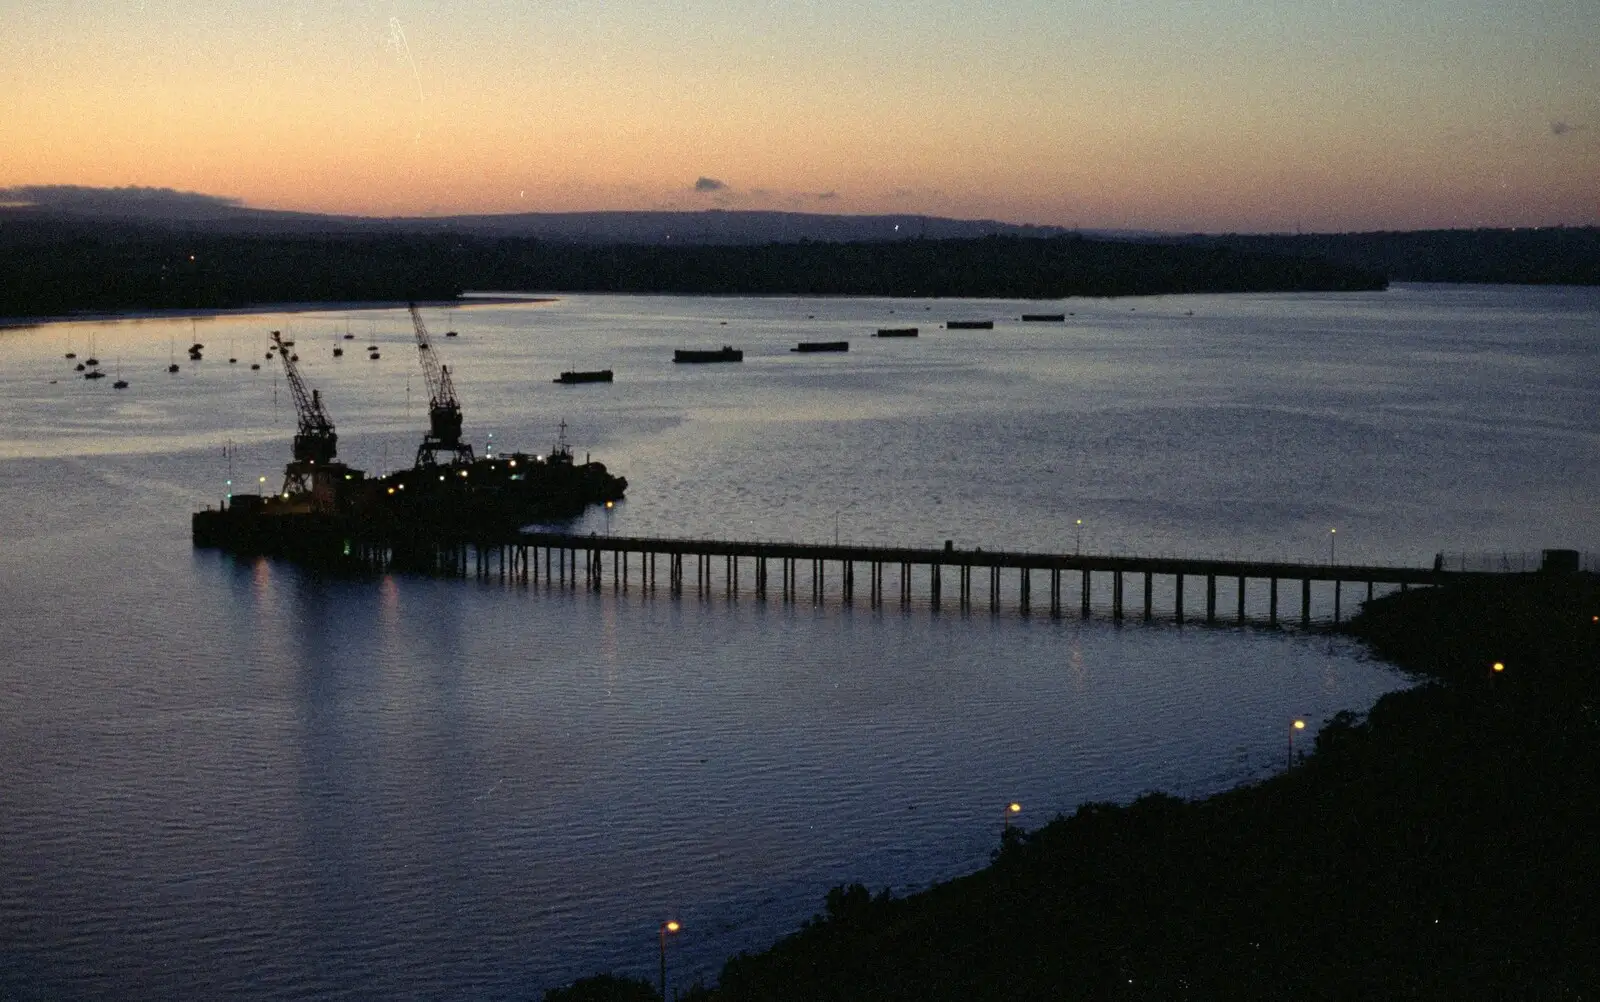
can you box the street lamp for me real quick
[1329,528,1336,565]
[1287,718,1306,768]
[1075,519,1083,555]
[605,499,614,536]
[659,919,680,1000]
[1004,801,1022,832]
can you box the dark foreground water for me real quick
[1,285,1595,997]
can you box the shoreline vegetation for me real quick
[552,573,1599,1000]
[0,219,1384,318]
[0,296,549,331]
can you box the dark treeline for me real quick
[463,234,1384,297]
[1199,227,1600,285]
[0,213,1383,316]
[553,573,1599,1001]
[0,215,464,315]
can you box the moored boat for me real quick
[674,346,743,363]
[555,369,615,384]
[875,327,919,337]
[791,341,848,353]
[947,320,994,330]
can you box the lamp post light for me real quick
[1075,519,1083,555]
[1004,801,1022,832]
[1329,528,1337,565]
[659,919,680,1000]
[1287,718,1306,768]
[605,499,614,536]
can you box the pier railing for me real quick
[364,529,1569,627]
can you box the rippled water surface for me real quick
[2,286,1596,997]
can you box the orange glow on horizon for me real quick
[3,2,1596,230]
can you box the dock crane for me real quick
[272,330,340,501]
[409,302,475,468]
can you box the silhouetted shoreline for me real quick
[551,572,1599,1000]
[0,215,1384,317]
[0,296,547,331]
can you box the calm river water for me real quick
[1,285,1595,997]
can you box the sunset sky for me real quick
[2,0,1596,231]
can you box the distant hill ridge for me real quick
[0,187,1084,244]
[0,213,1384,316]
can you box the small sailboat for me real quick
[113,358,128,389]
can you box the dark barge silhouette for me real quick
[554,369,614,384]
[674,346,743,363]
[194,313,625,560]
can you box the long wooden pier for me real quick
[384,531,1506,626]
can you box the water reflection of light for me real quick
[1067,632,1089,691]
[379,573,400,626]
[251,555,272,597]
[599,588,621,694]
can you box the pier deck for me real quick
[373,530,1526,627]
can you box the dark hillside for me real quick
[552,573,1599,1000]
[0,214,1383,317]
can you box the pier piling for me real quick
[331,530,1455,630]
